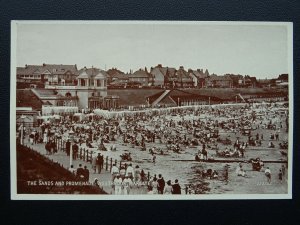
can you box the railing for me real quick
[53,138,151,181]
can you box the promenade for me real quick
[22,138,148,195]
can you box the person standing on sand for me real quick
[134,165,141,184]
[66,139,71,156]
[91,154,97,173]
[281,164,286,177]
[68,165,76,175]
[72,142,78,160]
[96,153,102,174]
[224,164,229,184]
[157,174,165,194]
[163,180,173,194]
[43,132,48,143]
[114,174,123,195]
[140,169,146,182]
[93,178,101,189]
[111,163,119,182]
[119,166,126,180]
[83,165,90,182]
[172,179,181,194]
[29,132,35,145]
[152,153,156,165]
[278,169,283,184]
[126,163,135,181]
[151,177,159,194]
[122,175,133,195]
[265,167,271,183]
[76,164,85,181]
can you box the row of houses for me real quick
[17,64,78,86]
[16,63,287,89]
[107,65,229,88]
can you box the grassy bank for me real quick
[17,144,106,194]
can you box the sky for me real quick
[15,22,291,79]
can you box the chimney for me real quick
[188,69,193,73]
[43,63,46,66]
[158,64,162,68]
[197,69,201,72]
[179,66,184,69]
[25,64,28,68]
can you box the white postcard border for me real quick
[10,20,293,200]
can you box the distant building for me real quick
[188,69,208,88]
[175,66,194,88]
[205,75,233,88]
[109,73,129,88]
[163,67,177,88]
[225,74,244,88]
[106,68,124,84]
[147,89,223,107]
[150,64,165,87]
[129,69,152,86]
[276,74,288,82]
[188,71,198,87]
[275,74,288,87]
[17,64,78,86]
[75,67,108,109]
[257,79,272,88]
[41,67,119,110]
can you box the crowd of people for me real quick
[18,101,289,194]
[68,164,90,182]
[110,162,182,195]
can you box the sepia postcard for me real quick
[10,21,293,200]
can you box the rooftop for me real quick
[17,64,78,75]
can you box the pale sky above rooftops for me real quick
[15,21,291,79]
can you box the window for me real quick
[80,79,85,86]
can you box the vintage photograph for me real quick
[10,21,293,200]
